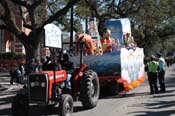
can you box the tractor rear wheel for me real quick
[59,94,73,116]
[12,93,29,116]
[80,70,100,109]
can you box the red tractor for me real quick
[11,43,100,116]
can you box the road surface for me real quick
[0,64,175,116]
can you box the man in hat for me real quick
[157,52,167,92]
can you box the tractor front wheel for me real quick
[80,70,100,109]
[59,94,73,116]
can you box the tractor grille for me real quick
[28,73,48,102]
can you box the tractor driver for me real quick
[60,53,74,91]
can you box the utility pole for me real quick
[70,6,74,48]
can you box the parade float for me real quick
[71,18,146,94]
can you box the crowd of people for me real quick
[145,52,168,94]
[10,54,74,88]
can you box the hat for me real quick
[151,55,156,60]
[156,52,162,57]
[106,29,111,35]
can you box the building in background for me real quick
[0,1,50,56]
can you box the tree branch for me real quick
[0,0,10,17]
[31,0,44,9]
[11,0,28,8]
[0,1,23,38]
[37,0,79,33]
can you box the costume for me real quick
[76,33,94,55]
[100,37,114,53]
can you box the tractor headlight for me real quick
[30,81,40,87]
[30,82,35,87]
[41,82,46,87]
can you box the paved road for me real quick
[73,64,175,116]
[0,65,175,116]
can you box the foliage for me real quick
[131,0,175,56]
[76,0,175,56]
[0,52,25,60]
[0,0,79,64]
[0,0,175,59]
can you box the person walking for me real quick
[146,55,159,94]
[29,58,37,73]
[157,52,167,92]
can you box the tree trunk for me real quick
[24,44,39,74]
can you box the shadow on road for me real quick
[128,99,175,116]
[0,95,13,115]
[128,110,175,116]
[100,91,150,100]
[126,67,175,116]
[73,106,86,113]
[0,107,12,115]
[28,104,86,115]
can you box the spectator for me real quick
[35,58,42,72]
[10,68,22,85]
[19,63,25,83]
[146,55,159,94]
[29,58,37,73]
[156,52,167,92]
[41,57,48,71]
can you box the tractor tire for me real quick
[108,81,119,96]
[12,93,29,116]
[80,70,100,109]
[59,94,73,116]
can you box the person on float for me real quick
[100,29,114,53]
[75,33,95,55]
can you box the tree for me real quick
[0,0,80,69]
[131,0,175,56]
[81,0,175,56]
[40,0,175,56]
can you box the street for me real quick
[0,65,175,116]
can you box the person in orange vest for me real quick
[75,33,95,55]
[100,29,114,53]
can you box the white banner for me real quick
[44,23,62,48]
